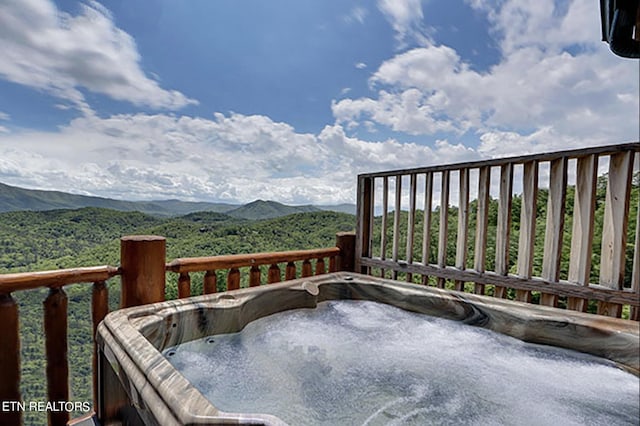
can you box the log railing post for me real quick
[285,262,297,280]
[355,176,373,274]
[422,172,434,285]
[473,166,491,295]
[336,232,356,272]
[178,273,191,298]
[494,163,513,298]
[301,260,313,278]
[598,151,634,317]
[328,256,337,273]
[567,154,598,312]
[268,264,281,283]
[455,168,470,291]
[391,175,402,280]
[249,266,261,287]
[227,268,240,290]
[315,258,326,275]
[540,158,568,307]
[120,236,166,308]
[380,176,389,278]
[515,161,538,303]
[204,271,217,294]
[406,173,417,283]
[44,287,69,426]
[0,293,21,426]
[91,281,108,411]
[437,170,450,288]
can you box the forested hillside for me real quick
[1,208,355,424]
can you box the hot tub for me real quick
[96,272,639,425]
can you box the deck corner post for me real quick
[336,232,356,272]
[120,235,166,308]
[355,176,374,274]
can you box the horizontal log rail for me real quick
[167,247,342,297]
[0,265,120,293]
[358,142,639,178]
[361,258,640,306]
[356,142,640,320]
[167,247,340,273]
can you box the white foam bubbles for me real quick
[165,300,639,425]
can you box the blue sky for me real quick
[0,0,637,204]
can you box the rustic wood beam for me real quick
[360,258,640,306]
[120,236,166,308]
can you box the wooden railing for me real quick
[0,266,119,426]
[356,142,640,320]
[0,233,355,426]
[167,248,340,296]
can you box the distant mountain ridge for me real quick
[0,182,355,218]
[0,182,235,216]
[226,200,320,220]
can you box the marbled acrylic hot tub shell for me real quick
[97,272,640,425]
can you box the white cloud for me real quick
[0,112,324,202]
[332,89,459,135]
[0,112,486,204]
[377,0,430,47]
[355,62,367,69]
[334,0,639,157]
[0,0,197,113]
[477,127,585,158]
[319,125,477,171]
[467,0,597,54]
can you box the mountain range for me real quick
[0,182,355,218]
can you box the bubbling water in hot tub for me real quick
[164,300,639,425]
